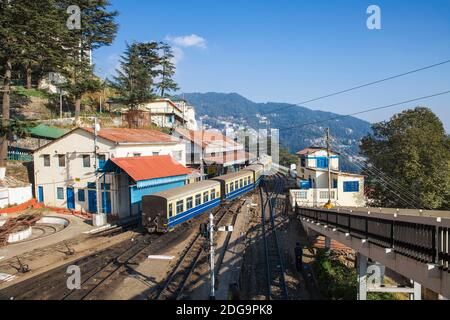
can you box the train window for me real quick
[226,184,229,193]
[235,181,238,189]
[247,177,250,184]
[168,203,173,217]
[230,183,234,192]
[203,192,209,203]
[195,194,201,206]
[211,189,216,200]
[186,197,193,210]
[176,200,184,214]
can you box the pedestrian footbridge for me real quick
[296,206,450,299]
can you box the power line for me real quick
[277,90,450,132]
[262,59,450,115]
[333,145,424,209]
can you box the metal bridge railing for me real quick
[296,206,450,272]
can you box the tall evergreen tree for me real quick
[360,107,450,210]
[110,42,160,109]
[156,42,179,98]
[60,0,118,119]
[0,0,70,169]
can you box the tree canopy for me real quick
[360,107,450,210]
[110,41,179,109]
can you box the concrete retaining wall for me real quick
[0,185,33,209]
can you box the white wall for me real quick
[34,128,186,212]
[337,175,365,207]
[0,185,33,209]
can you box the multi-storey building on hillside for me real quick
[291,147,365,207]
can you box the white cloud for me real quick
[166,34,207,49]
[171,46,185,65]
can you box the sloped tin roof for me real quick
[108,155,191,182]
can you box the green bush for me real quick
[13,86,52,99]
[313,249,357,300]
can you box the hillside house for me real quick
[291,147,365,207]
[172,128,255,177]
[33,127,186,214]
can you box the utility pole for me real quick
[325,128,333,208]
[209,212,215,300]
[59,89,63,119]
[94,117,99,215]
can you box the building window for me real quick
[168,203,173,217]
[173,151,183,162]
[58,154,65,167]
[186,197,193,210]
[57,187,64,200]
[343,181,360,192]
[333,179,338,189]
[316,157,329,169]
[203,192,209,203]
[298,191,308,199]
[43,154,50,167]
[195,194,202,206]
[301,157,306,168]
[78,189,85,202]
[211,189,216,200]
[176,200,184,214]
[82,155,91,168]
[98,154,106,169]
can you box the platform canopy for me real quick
[102,155,191,188]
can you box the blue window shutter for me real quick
[343,181,359,192]
[78,189,85,202]
[317,157,328,169]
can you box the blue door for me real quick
[67,187,75,210]
[38,186,44,203]
[88,190,97,213]
[102,191,111,214]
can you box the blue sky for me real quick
[94,0,450,131]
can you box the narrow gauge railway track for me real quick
[0,220,196,300]
[0,234,153,300]
[152,196,248,300]
[63,234,159,300]
[260,174,289,300]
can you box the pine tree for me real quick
[110,42,160,109]
[360,107,450,210]
[60,0,118,120]
[156,42,179,98]
[0,0,70,169]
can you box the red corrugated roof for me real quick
[83,127,177,144]
[110,155,191,182]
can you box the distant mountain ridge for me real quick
[178,92,371,166]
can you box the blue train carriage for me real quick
[142,180,221,233]
[212,170,255,202]
[243,164,265,187]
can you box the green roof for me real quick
[28,124,68,140]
